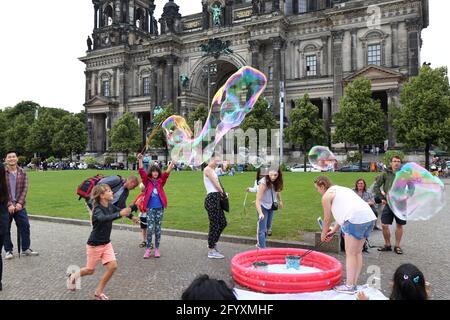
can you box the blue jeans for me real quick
[3,209,31,252]
[147,208,164,249]
[257,207,273,249]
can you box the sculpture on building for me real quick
[180,75,190,89]
[200,38,233,59]
[211,4,222,26]
[87,36,93,51]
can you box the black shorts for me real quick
[381,205,407,226]
[140,216,148,229]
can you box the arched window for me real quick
[121,0,129,23]
[103,4,113,26]
[135,8,145,29]
[100,72,112,97]
[360,29,389,67]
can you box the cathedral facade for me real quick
[81,0,429,155]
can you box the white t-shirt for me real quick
[204,168,220,194]
[327,186,376,226]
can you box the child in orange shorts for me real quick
[68,184,139,300]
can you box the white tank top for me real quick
[328,186,376,226]
[204,168,220,194]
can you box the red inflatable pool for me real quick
[231,248,342,293]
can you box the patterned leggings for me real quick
[204,193,227,249]
[147,208,164,249]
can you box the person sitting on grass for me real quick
[357,263,429,300]
[181,274,237,300]
[67,184,139,300]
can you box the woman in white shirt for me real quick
[314,176,376,295]
[256,168,283,248]
[204,156,227,259]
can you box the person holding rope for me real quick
[314,176,376,294]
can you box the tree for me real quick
[0,111,7,158]
[149,104,176,162]
[109,113,141,169]
[26,113,59,158]
[4,114,31,157]
[4,101,40,124]
[188,103,209,129]
[285,94,327,171]
[392,65,450,170]
[240,98,278,156]
[333,78,387,170]
[52,115,88,160]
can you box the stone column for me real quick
[321,36,329,76]
[225,0,233,26]
[85,71,92,102]
[387,88,399,148]
[249,40,261,69]
[150,59,158,107]
[166,55,176,107]
[158,61,165,106]
[87,114,94,152]
[202,1,210,30]
[94,5,98,29]
[391,22,399,67]
[322,97,331,135]
[332,31,344,114]
[350,29,357,72]
[271,37,285,113]
[406,18,421,76]
[114,0,121,23]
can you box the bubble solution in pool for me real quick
[251,264,322,275]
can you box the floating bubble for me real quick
[161,66,267,166]
[308,146,337,171]
[387,162,446,221]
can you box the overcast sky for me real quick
[0,0,448,113]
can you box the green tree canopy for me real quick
[149,104,176,162]
[188,103,209,130]
[392,65,450,169]
[285,94,327,171]
[109,113,141,168]
[52,114,88,160]
[4,114,31,157]
[333,77,387,169]
[26,113,60,158]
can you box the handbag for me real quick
[218,179,230,212]
[271,187,278,211]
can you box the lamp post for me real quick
[203,63,218,105]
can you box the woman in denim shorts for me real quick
[314,176,377,295]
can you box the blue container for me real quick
[286,255,301,270]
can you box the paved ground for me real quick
[1,184,448,300]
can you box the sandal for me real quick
[378,245,392,252]
[95,293,110,300]
[394,247,404,255]
[139,241,146,248]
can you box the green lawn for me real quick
[26,170,377,241]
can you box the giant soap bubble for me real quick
[162,66,267,166]
[387,162,446,221]
[308,146,337,171]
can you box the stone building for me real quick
[81,0,429,155]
